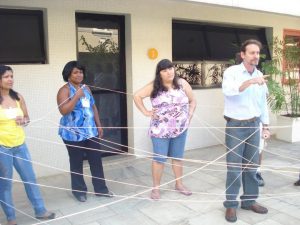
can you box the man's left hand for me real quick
[262,129,270,139]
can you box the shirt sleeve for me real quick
[222,67,244,96]
[259,84,270,124]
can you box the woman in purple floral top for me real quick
[134,59,196,200]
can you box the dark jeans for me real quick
[63,137,108,197]
[223,119,260,208]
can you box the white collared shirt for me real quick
[222,63,269,124]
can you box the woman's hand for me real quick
[133,82,154,117]
[15,116,29,126]
[98,127,104,138]
[76,85,85,98]
[144,109,158,119]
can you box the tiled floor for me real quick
[1,138,300,225]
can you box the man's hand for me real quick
[262,129,270,139]
[240,75,269,92]
[250,75,269,85]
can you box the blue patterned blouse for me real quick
[59,83,98,141]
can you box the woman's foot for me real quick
[150,189,160,200]
[7,220,17,225]
[35,211,56,220]
[175,185,192,196]
[95,190,114,198]
[74,194,87,202]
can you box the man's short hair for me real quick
[240,39,262,53]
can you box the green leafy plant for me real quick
[79,35,119,54]
[262,36,300,117]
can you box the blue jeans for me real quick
[223,119,260,208]
[151,130,188,163]
[0,143,47,221]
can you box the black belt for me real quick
[224,116,258,123]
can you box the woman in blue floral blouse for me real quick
[57,61,113,202]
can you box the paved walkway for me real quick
[1,138,300,225]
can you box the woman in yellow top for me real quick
[0,65,55,225]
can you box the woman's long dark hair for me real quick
[0,65,20,104]
[150,59,180,98]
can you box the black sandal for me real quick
[294,179,300,186]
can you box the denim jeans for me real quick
[223,119,260,209]
[151,130,188,163]
[0,143,47,221]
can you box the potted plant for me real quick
[261,36,300,142]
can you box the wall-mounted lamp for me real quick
[148,48,158,60]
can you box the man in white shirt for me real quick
[222,39,271,223]
[235,52,266,188]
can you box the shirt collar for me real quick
[239,62,257,75]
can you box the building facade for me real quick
[1,0,300,177]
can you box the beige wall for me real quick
[1,0,300,177]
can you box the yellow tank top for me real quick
[0,101,25,147]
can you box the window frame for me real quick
[172,20,271,62]
[0,8,47,64]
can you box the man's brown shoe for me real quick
[225,208,237,223]
[241,203,268,214]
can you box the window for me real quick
[281,29,300,84]
[172,21,271,61]
[0,9,46,64]
[173,21,272,89]
[205,26,238,60]
[172,23,207,60]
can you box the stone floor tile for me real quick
[99,211,157,225]
[139,202,195,225]
[270,212,300,225]
[253,219,283,225]
[237,206,278,225]
[188,209,250,225]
